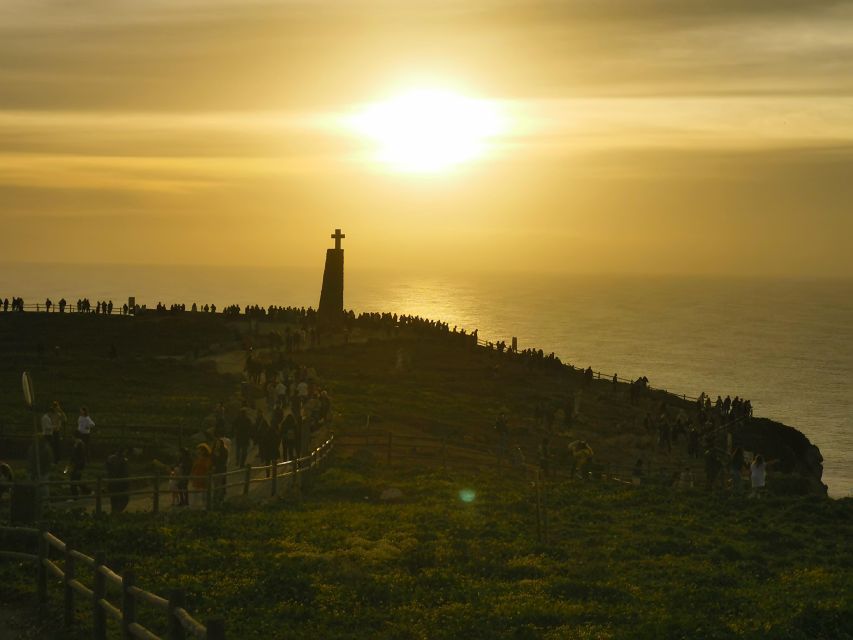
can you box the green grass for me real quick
[0,314,845,638]
[0,313,238,432]
[2,457,851,639]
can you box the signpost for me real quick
[20,371,41,521]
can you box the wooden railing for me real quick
[0,434,336,639]
[1,435,335,515]
[0,524,223,639]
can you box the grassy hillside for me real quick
[0,313,237,432]
[3,457,851,639]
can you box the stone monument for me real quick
[318,228,345,325]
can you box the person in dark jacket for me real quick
[105,448,130,513]
[69,434,90,497]
[212,438,229,503]
[178,447,192,506]
[233,407,252,468]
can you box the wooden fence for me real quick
[0,434,336,639]
[2,435,335,516]
[0,524,223,639]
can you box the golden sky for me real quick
[2,0,852,276]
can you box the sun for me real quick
[349,88,506,173]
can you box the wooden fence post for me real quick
[271,459,278,497]
[387,433,392,464]
[93,551,107,640]
[64,544,75,627]
[442,438,448,472]
[243,465,251,496]
[121,570,136,639]
[37,524,47,605]
[542,477,549,545]
[167,589,186,640]
[206,618,226,640]
[152,473,160,514]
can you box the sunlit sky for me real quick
[2,0,852,276]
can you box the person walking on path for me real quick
[190,443,212,508]
[730,447,746,492]
[105,448,130,513]
[28,434,54,500]
[212,438,229,503]
[178,447,192,506]
[233,406,252,468]
[49,401,67,462]
[77,407,95,449]
[68,434,90,498]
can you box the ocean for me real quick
[2,263,851,497]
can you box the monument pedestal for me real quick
[318,229,345,326]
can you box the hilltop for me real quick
[0,311,827,493]
[1,311,848,639]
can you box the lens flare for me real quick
[458,489,477,503]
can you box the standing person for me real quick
[568,440,594,479]
[750,454,776,498]
[105,448,130,513]
[233,406,252,468]
[211,438,229,503]
[68,434,90,498]
[40,408,57,459]
[49,401,67,462]
[77,407,95,449]
[214,402,227,437]
[281,411,297,461]
[27,434,54,500]
[730,447,746,492]
[703,445,722,491]
[178,447,192,506]
[256,412,276,477]
[190,443,212,508]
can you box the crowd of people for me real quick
[27,402,99,501]
[162,356,333,509]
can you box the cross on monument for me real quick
[331,228,346,250]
